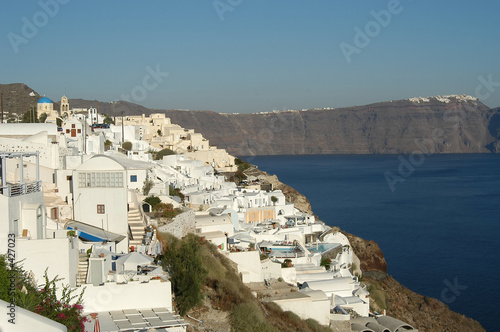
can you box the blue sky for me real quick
[1,0,499,113]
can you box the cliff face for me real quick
[246,169,485,331]
[4,83,499,156]
[161,96,500,156]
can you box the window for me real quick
[72,124,75,129]
[50,208,58,220]
[130,175,137,182]
[66,175,72,181]
[77,129,81,133]
[78,172,123,188]
[66,129,70,134]
[97,204,105,214]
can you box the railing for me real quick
[1,181,41,197]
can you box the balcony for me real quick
[1,181,42,197]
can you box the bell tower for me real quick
[60,95,70,116]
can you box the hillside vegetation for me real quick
[157,233,335,332]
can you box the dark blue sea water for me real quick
[242,154,500,331]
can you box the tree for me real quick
[235,158,251,171]
[38,113,47,123]
[142,178,154,196]
[22,107,38,123]
[154,148,176,160]
[104,139,112,151]
[271,196,278,206]
[162,234,207,316]
[103,115,115,125]
[122,141,132,151]
[234,169,247,183]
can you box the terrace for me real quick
[0,151,41,197]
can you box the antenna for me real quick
[0,92,3,123]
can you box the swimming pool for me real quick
[306,243,340,254]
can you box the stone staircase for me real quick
[128,207,146,249]
[76,253,88,286]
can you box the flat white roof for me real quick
[83,308,186,332]
[0,123,58,136]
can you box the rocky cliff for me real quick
[3,83,499,155]
[161,96,500,156]
[242,167,485,331]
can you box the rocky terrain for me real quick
[1,83,488,330]
[344,234,484,332]
[3,83,500,155]
[245,169,485,331]
[0,83,41,118]
[160,96,500,156]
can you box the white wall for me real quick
[226,251,263,283]
[81,280,172,313]
[0,299,67,332]
[0,191,45,239]
[72,156,128,236]
[73,184,128,235]
[272,291,330,326]
[281,266,297,284]
[261,259,282,280]
[16,237,79,288]
[126,168,147,192]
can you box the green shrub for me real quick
[122,141,132,151]
[306,318,333,332]
[162,234,207,316]
[0,256,86,331]
[169,185,185,201]
[142,179,154,196]
[154,148,176,160]
[154,202,182,219]
[235,158,251,171]
[320,257,331,270]
[144,195,161,210]
[230,302,278,332]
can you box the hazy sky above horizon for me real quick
[1,0,499,113]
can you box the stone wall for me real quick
[158,209,195,239]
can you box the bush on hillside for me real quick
[0,256,86,332]
[161,234,207,316]
[154,148,176,160]
[230,302,278,332]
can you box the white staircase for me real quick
[128,207,146,248]
[76,253,88,286]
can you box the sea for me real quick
[242,154,500,331]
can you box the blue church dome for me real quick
[37,97,52,104]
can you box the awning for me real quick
[66,221,126,243]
